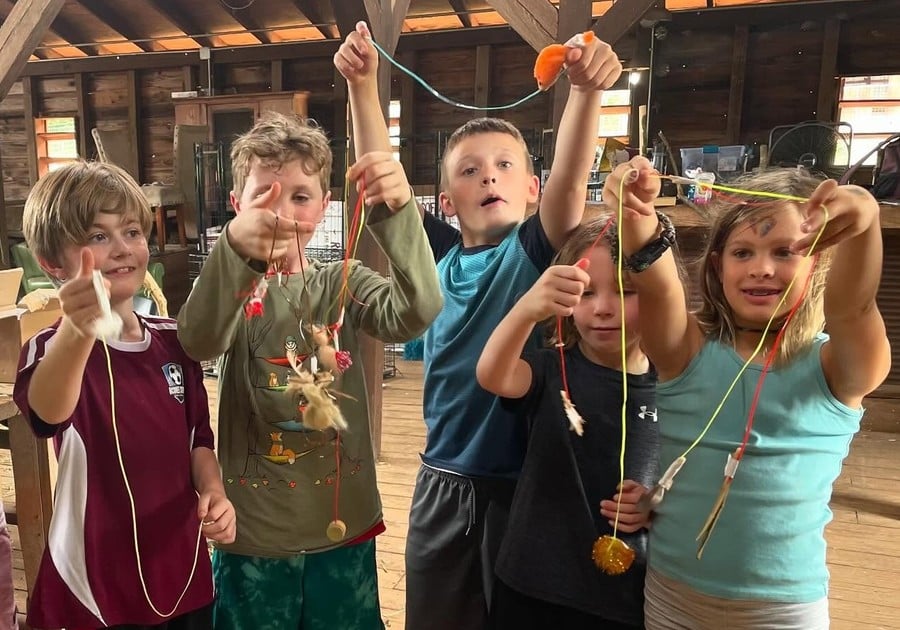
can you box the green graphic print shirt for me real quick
[178,197,441,556]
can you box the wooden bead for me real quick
[326,519,347,542]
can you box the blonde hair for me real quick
[695,168,832,363]
[440,117,532,191]
[231,112,332,198]
[22,160,152,265]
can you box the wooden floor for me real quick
[2,358,900,628]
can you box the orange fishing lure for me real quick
[533,31,596,91]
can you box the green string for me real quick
[368,37,544,111]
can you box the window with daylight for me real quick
[597,88,631,143]
[36,117,79,176]
[837,75,900,166]
[389,99,401,162]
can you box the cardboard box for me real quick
[0,268,62,383]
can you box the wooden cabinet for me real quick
[173,91,309,132]
[173,91,309,211]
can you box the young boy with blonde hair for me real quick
[336,21,623,629]
[14,161,234,630]
[177,111,441,628]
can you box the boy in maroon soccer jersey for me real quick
[13,161,235,630]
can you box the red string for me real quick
[556,217,615,403]
[736,255,819,460]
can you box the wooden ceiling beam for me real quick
[0,0,64,100]
[485,0,556,52]
[19,24,529,77]
[143,0,216,48]
[333,0,370,39]
[49,14,105,56]
[219,8,268,44]
[591,0,657,45]
[447,0,473,29]
[77,0,161,52]
[289,0,338,39]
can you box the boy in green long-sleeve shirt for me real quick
[177,112,441,629]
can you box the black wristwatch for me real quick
[625,211,676,273]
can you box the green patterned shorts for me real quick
[211,541,385,630]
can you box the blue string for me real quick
[368,38,545,111]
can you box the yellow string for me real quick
[610,173,630,539]
[102,338,204,617]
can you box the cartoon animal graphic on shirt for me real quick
[266,432,297,464]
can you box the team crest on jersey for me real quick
[162,363,185,403]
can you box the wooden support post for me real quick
[816,18,841,122]
[398,51,417,176]
[8,413,53,599]
[725,24,749,145]
[0,144,7,268]
[126,70,143,182]
[549,0,593,168]
[0,0,65,101]
[474,45,491,109]
[271,59,284,93]
[75,72,95,160]
[23,77,39,186]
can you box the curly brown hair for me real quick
[231,112,332,197]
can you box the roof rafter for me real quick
[78,0,161,53]
[485,0,556,51]
[447,0,473,28]
[289,0,338,39]
[142,0,217,48]
[332,0,369,39]
[0,0,65,100]
[217,6,267,44]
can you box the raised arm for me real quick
[605,158,702,380]
[335,21,392,158]
[477,262,590,398]
[800,181,891,407]
[539,36,622,249]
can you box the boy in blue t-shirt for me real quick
[335,21,623,629]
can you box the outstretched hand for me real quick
[517,259,591,323]
[58,248,103,338]
[565,35,622,92]
[334,21,378,85]
[602,156,660,219]
[793,179,880,254]
[347,151,412,212]
[228,182,316,263]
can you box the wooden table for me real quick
[0,384,52,601]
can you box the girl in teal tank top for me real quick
[603,163,891,629]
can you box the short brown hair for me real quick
[231,112,332,197]
[440,117,532,191]
[23,160,152,265]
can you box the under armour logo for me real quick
[638,405,657,422]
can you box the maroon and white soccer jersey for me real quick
[13,315,215,629]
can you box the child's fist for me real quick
[334,21,379,84]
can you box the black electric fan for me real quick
[767,121,853,180]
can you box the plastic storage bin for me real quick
[717,145,747,181]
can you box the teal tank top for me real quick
[649,334,862,602]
